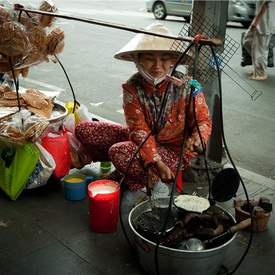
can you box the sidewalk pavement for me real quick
[0,159,274,275]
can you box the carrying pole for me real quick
[14,6,222,47]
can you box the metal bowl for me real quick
[48,101,68,124]
[178,238,205,251]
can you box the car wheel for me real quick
[183,16,190,23]
[241,22,251,28]
[153,2,167,20]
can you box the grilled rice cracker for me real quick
[3,91,21,100]
[25,120,49,142]
[0,98,26,107]
[21,91,49,109]
[0,122,25,145]
[38,0,57,28]
[3,84,13,93]
[27,101,53,119]
[174,195,210,213]
[0,6,12,23]
[26,89,50,100]
[0,21,29,56]
[46,27,65,55]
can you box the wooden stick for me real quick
[14,7,223,46]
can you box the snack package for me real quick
[0,1,65,79]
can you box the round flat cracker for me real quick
[27,103,53,118]
[3,91,20,100]
[0,98,26,107]
[174,195,210,213]
[25,120,49,142]
[21,92,48,109]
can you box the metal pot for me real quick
[129,197,237,275]
[131,197,179,236]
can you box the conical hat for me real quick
[114,22,189,63]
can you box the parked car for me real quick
[228,0,256,27]
[146,0,192,22]
[145,0,256,28]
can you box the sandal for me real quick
[100,169,122,182]
[249,75,267,80]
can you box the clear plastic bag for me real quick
[67,131,92,169]
[77,104,93,121]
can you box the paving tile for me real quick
[0,242,102,275]
[61,227,144,274]
[0,165,274,275]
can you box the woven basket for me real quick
[234,198,272,232]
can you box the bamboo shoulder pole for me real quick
[14,7,223,47]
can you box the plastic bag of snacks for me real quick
[0,1,65,79]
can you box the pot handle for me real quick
[227,218,252,233]
[86,175,93,184]
[134,235,150,253]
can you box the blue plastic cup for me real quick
[62,173,93,201]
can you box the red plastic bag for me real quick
[41,129,71,179]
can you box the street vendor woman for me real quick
[75,22,212,192]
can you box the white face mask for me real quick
[130,54,173,86]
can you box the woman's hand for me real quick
[186,135,203,153]
[152,160,174,184]
[250,22,257,31]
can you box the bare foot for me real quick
[249,75,268,80]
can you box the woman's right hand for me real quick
[152,160,174,184]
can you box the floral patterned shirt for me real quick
[122,71,212,167]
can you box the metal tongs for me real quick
[146,175,156,211]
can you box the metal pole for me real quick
[182,0,229,183]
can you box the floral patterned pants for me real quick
[75,121,192,191]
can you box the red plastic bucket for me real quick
[87,180,120,233]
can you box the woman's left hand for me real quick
[186,136,203,153]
